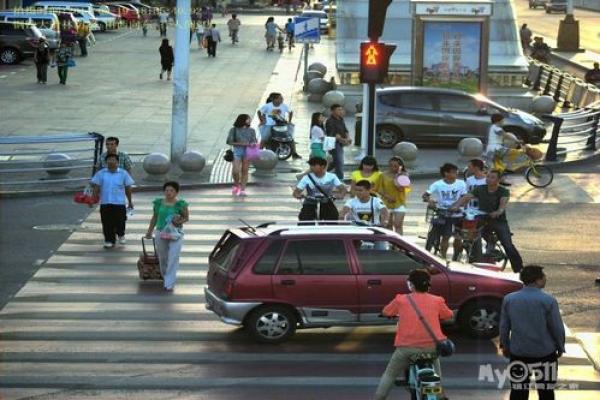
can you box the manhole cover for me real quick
[33,224,86,232]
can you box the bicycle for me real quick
[422,207,455,257]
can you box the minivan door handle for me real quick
[280,279,296,286]
[367,279,382,286]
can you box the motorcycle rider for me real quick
[293,157,346,221]
[257,92,301,159]
[374,269,454,400]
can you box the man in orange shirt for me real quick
[374,269,454,399]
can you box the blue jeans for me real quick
[328,143,344,180]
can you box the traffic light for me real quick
[359,42,396,83]
[368,0,393,41]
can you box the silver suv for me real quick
[0,21,43,64]
[545,0,567,13]
[375,87,547,148]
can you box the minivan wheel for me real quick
[0,47,20,65]
[376,125,402,148]
[246,305,297,344]
[459,300,501,339]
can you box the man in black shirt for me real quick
[325,104,352,179]
[451,169,523,272]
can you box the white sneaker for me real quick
[103,242,115,249]
[118,236,126,245]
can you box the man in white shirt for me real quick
[158,9,169,37]
[422,163,467,259]
[465,158,487,212]
[342,180,389,226]
[91,153,135,249]
[257,93,301,159]
[293,157,346,221]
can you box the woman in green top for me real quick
[146,181,189,291]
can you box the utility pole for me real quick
[556,0,581,52]
[170,0,191,164]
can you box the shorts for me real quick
[161,63,172,72]
[232,146,247,160]
[435,216,462,238]
[259,125,272,142]
[389,205,407,213]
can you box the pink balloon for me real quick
[395,175,410,187]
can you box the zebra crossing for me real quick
[0,184,598,399]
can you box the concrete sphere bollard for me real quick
[305,70,324,83]
[392,142,418,167]
[322,90,346,108]
[252,149,278,177]
[142,153,170,180]
[308,62,327,76]
[531,95,556,114]
[43,153,73,176]
[179,150,206,173]
[458,138,484,157]
[307,78,333,96]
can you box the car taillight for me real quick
[224,280,235,300]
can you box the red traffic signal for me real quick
[359,42,396,84]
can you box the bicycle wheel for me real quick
[525,165,553,188]
[493,243,509,271]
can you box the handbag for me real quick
[246,143,261,161]
[223,128,237,162]
[67,58,76,67]
[73,184,98,205]
[407,294,455,357]
[323,136,336,152]
[159,215,183,240]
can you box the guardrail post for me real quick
[587,113,600,151]
[553,73,565,102]
[90,132,104,176]
[542,115,564,162]
[533,64,545,92]
[543,68,554,96]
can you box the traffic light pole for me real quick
[366,82,376,156]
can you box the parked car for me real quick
[205,222,523,343]
[545,0,567,13]
[38,27,60,50]
[102,3,139,24]
[371,87,547,148]
[0,11,61,33]
[322,4,336,27]
[0,21,43,64]
[300,10,328,33]
[93,9,118,31]
[528,0,547,8]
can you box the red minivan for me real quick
[205,222,523,343]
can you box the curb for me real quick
[575,333,600,372]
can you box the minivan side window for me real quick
[400,93,435,110]
[253,240,284,275]
[438,95,478,113]
[353,240,424,275]
[277,240,350,275]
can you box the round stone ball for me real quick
[458,138,484,157]
[308,62,327,76]
[305,70,324,82]
[307,78,333,96]
[252,149,278,170]
[43,153,72,175]
[322,90,346,108]
[179,150,206,173]
[531,95,556,114]
[392,142,418,162]
[142,153,170,175]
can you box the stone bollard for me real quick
[252,149,278,177]
[322,90,345,109]
[458,138,484,158]
[308,62,327,76]
[142,153,170,181]
[392,142,418,168]
[531,95,556,115]
[179,150,206,175]
[43,153,73,177]
[307,78,333,102]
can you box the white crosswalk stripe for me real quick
[0,184,598,399]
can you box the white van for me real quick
[0,11,60,32]
[32,2,100,31]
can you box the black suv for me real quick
[0,21,43,65]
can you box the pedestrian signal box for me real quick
[359,42,396,84]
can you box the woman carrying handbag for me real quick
[226,114,258,197]
[145,181,189,291]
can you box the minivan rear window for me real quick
[211,231,242,272]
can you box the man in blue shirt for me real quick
[91,153,135,248]
[500,265,565,400]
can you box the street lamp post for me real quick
[556,0,581,52]
[170,0,191,164]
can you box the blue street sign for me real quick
[293,16,321,44]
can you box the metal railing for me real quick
[542,109,600,162]
[0,132,104,186]
[524,59,600,110]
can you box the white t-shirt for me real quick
[159,12,169,23]
[344,197,386,225]
[310,125,325,144]
[465,175,487,211]
[297,172,342,198]
[90,168,135,206]
[486,124,504,153]
[259,102,291,126]
[427,179,467,215]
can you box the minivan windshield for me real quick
[211,232,242,272]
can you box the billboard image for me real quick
[422,22,482,92]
